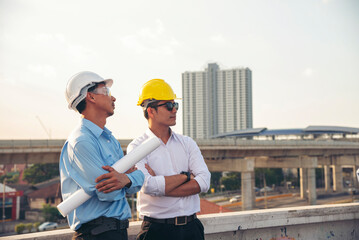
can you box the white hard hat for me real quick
[65,71,113,111]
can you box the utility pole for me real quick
[2,178,6,222]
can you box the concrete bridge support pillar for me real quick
[324,165,331,192]
[251,171,256,208]
[353,166,358,188]
[300,168,308,199]
[241,158,255,211]
[333,165,343,192]
[308,168,317,205]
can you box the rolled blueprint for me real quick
[57,136,161,217]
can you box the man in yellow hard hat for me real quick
[60,71,144,240]
[128,79,211,240]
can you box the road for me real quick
[209,190,359,211]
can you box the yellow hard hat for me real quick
[137,79,177,106]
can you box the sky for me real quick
[0,0,358,140]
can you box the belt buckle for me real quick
[175,216,187,226]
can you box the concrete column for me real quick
[352,166,359,188]
[324,165,331,191]
[300,168,308,199]
[241,172,254,210]
[333,165,343,192]
[241,158,254,211]
[307,168,317,205]
[251,171,256,208]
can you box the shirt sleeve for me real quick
[68,140,126,202]
[128,141,166,197]
[125,170,145,195]
[186,137,211,193]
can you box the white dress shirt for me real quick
[127,128,211,219]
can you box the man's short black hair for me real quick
[143,100,160,119]
[76,82,105,113]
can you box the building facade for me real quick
[182,63,252,139]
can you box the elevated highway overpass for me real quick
[1,138,359,164]
[1,139,359,210]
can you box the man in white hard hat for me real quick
[128,79,211,240]
[60,71,144,240]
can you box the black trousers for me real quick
[73,217,128,240]
[73,228,128,240]
[136,218,205,240]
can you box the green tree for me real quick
[316,168,324,188]
[15,223,25,234]
[255,168,284,187]
[25,223,33,233]
[0,172,19,184]
[34,222,41,231]
[23,163,59,184]
[221,172,241,191]
[210,172,222,192]
[42,204,60,222]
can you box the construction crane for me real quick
[36,116,52,139]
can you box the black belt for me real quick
[79,217,129,235]
[144,214,197,226]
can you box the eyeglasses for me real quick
[155,102,179,111]
[90,86,111,97]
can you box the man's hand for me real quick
[125,166,137,174]
[95,166,131,193]
[145,164,156,176]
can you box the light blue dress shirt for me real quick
[60,118,144,230]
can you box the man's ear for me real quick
[87,92,96,103]
[147,107,155,118]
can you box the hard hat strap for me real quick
[71,83,96,110]
[141,99,159,109]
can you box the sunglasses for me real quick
[90,86,111,97]
[155,102,179,111]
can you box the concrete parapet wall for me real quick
[2,203,358,240]
[202,203,359,240]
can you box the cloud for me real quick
[2,31,96,65]
[27,64,57,78]
[303,68,314,77]
[120,19,179,55]
[30,33,65,43]
[31,33,97,63]
[210,34,227,44]
[66,44,96,63]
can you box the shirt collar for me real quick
[145,128,157,139]
[81,118,111,139]
[145,128,176,142]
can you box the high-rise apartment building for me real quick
[182,63,252,139]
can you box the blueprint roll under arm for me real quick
[57,137,161,217]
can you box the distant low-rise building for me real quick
[198,199,232,215]
[27,177,61,209]
[0,183,23,220]
[24,177,61,221]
